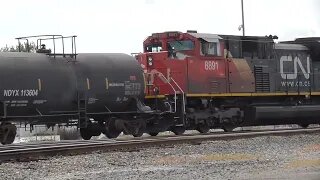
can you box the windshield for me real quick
[168,40,194,51]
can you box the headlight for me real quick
[147,56,153,66]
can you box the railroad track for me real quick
[0,127,319,162]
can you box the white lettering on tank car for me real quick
[3,90,19,97]
[33,100,47,104]
[109,83,125,87]
[204,61,219,71]
[8,100,29,107]
[124,82,141,96]
[3,89,39,97]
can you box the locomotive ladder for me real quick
[77,92,88,128]
[155,73,186,126]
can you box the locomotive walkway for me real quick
[0,127,319,162]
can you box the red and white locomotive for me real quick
[137,31,320,135]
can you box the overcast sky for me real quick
[0,0,319,54]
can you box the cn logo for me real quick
[280,56,310,79]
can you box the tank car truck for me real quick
[0,35,152,144]
[137,31,320,135]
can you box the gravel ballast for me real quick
[0,133,319,180]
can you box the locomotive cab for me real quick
[138,31,226,97]
[142,31,224,60]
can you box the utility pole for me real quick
[241,0,245,36]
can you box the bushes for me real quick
[58,127,81,140]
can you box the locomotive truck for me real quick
[0,32,319,144]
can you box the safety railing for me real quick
[147,71,185,114]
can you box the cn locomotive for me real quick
[0,32,319,144]
[137,31,320,134]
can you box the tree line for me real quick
[0,42,36,52]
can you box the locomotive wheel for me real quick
[172,126,185,135]
[80,128,92,140]
[104,119,121,139]
[148,132,159,136]
[299,124,309,128]
[197,124,210,133]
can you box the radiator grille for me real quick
[254,66,270,92]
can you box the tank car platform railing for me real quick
[16,35,78,59]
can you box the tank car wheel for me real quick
[196,124,210,133]
[104,119,121,139]
[222,125,235,132]
[1,123,17,145]
[3,131,16,145]
[299,124,309,128]
[127,120,146,137]
[80,128,92,140]
[172,126,185,135]
[148,132,159,136]
[105,129,121,139]
[132,131,143,137]
[123,130,129,135]
[132,125,144,137]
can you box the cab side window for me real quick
[200,39,220,56]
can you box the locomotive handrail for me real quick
[156,73,178,113]
[149,71,186,114]
[170,78,186,114]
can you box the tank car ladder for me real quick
[150,72,186,126]
[77,92,88,128]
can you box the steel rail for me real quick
[0,128,319,162]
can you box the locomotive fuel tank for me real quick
[245,105,320,126]
[0,52,145,120]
